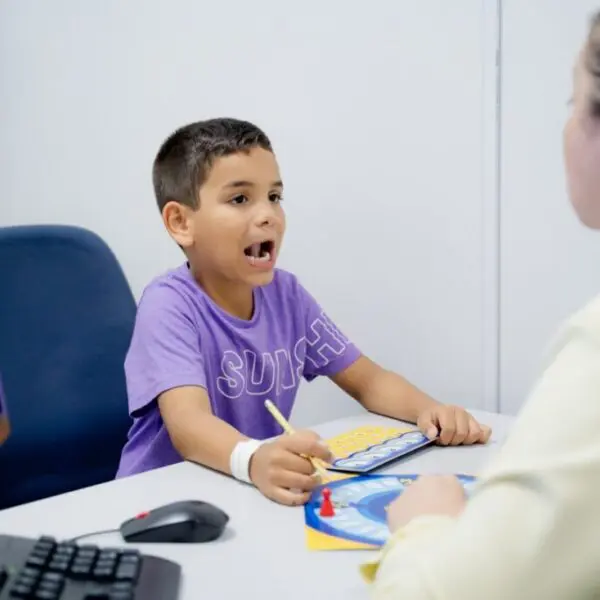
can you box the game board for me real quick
[304,473,477,550]
[325,425,435,474]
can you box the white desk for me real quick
[0,410,513,599]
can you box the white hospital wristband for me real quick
[229,439,265,484]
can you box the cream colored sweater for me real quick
[362,295,600,599]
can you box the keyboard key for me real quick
[110,582,133,593]
[118,554,140,567]
[34,536,56,551]
[111,589,133,598]
[38,536,56,544]
[56,542,76,551]
[109,592,133,600]
[38,578,63,593]
[95,559,116,570]
[40,572,64,584]
[74,554,97,567]
[71,564,94,579]
[119,550,140,560]
[29,537,56,560]
[73,554,95,565]
[114,562,138,582]
[15,574,38,589]
[30,547,53,562]
[19,567,42,580]
[9,582,35,597]
[93,566,115,581]
[54,546,76,559]
[47,558,70,573]
[75,552,98,565]
[26,554,47,568]
[94,569,114,581]
[34,589,60,600]
[84,588,110,599]
[71,560,94,573]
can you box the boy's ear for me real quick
[162,201,195,248]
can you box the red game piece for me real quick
[319,487,335,517]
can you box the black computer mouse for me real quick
[120,500,229,544]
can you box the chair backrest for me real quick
[0,225,136,509]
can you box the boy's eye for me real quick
[230,192,283,205]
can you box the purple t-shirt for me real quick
[116,264,361,477]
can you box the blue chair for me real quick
[0,225,136,509]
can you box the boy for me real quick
[116,118,490,505]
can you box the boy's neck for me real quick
[189,264,254,320]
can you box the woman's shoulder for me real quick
[541,293,600,368]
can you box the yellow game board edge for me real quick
[305,526,380,551]
[326,426,415,459]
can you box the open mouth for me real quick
[243,239,275,264]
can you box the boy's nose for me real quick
[254,204,280,227]
[258,214,274,226]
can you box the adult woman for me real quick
[363,11,600,599]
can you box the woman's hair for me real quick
[585,11,600,117]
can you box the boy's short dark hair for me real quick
[152,117,273,212]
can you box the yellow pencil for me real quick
[264,399,330,481]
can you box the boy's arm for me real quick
[332,354,490,445]
[125,283,249,475]
[126,282,332,502]
[330,356,490,444]
[294,280,490,445]
[157,385,248,475]
[329,355,438,425]
[159,385,332,504]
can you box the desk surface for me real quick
[0,410,513,599]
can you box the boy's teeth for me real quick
[250,243,260,258]
[247,251,271,264]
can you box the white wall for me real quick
[499,0,600,414]
[0,0,499,427]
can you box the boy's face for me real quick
[169,147,286,287]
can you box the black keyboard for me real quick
[0,534,181,599]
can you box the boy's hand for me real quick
[417,404,492,446]
[249,430,334,506]
[387,475,467,533]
